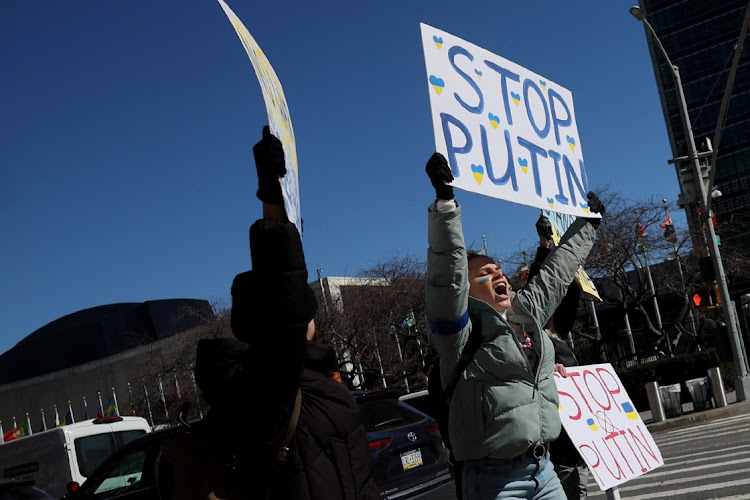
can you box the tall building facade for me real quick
[637,1,750,253]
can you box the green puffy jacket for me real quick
[425,201,596,461]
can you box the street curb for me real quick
[645,400,750,434]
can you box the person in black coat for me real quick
[528,214,589,500]
[162,127,379,500]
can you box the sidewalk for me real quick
[639,390,750,433]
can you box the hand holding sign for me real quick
[253,126,286,205]
[425,152,455,201]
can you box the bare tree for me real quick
[315,253,431,391]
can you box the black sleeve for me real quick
[231,220,317,404]
[528,246,551,281]
[529,245,580,337]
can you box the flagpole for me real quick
[635,210,669,356]
[54,405,60,427]
[143,382,154,427]
[128,383,136,416]
[0,421,4,443]
[26,413,32,436]
[68,400,75,424]
[112,387,120,416]
[98,392,104,418]
[190,372,204,419]
[173,369,182,403]
[158,375,169,419]
[41,409,47,432]
[83,396,90,420]
[664,199,699,340]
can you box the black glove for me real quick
[425,152,454,200]
[584,191,606,228]
[253,125,286,205]
[536,215,554,240]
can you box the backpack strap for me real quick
[266,389,302,500]
[444,316,483,400]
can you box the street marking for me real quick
[589,476,750,498]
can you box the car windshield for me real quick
[358,399,424,432]
[74,430,146,478]
[91,449,148,496]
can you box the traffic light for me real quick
[692,284,721,310]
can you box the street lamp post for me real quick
[630,6,750,401]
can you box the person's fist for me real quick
[584,191,606,228]
[253,126,286,204]
[425,152,454,201]
[536,215,554,240]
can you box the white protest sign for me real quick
[421,24,598,218]
[542,209,601,301]
[555,363,663,491]
[217,0,301,233]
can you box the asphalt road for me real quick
[587,412,750,499]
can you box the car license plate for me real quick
[400,449,423,470]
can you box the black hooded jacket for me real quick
[194,219,379,500]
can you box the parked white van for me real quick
[0,416,150,498]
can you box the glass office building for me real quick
[637,0,750,251]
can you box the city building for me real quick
[636,1,750,254]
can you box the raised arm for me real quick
[424,153,470,357]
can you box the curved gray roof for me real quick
[0,299,213,385]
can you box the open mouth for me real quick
[494,282,508,298]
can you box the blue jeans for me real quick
[462,453,566,500]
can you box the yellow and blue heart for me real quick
[622,402,639,420]
[566,135,576,152]
[580,203,589,214]
[475,69,482,78]
[586,417,598,432]
[518,157,528,174]
[471,164,484,184]
[511,91,521,106]
[433,35,443,49]
[547,197,555,209]
[488,112,499,129]
[540,80,547,89]
[429,75,445,96]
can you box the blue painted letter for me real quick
[548,88,572,147]
[449,46,484,114]
[523,79,550,139]
[516,136,548,196]
[482,126,518,190]
[483,60,520,125]
[440,112,472,177]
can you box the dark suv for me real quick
[353,389,455,499]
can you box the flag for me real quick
[59,408,74,426]
[3,420,29,442]
[660,213,678,243]
[660,213,673,229]
[401,310,416,329]
[636,223,646,239]
[104,395,118,417]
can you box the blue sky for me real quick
[1,0,682,355]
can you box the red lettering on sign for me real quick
[628,427,660,467]
[578,444,603,485]
[565,370,593,413]
[584,369,612,411]
[592,440,624,480]
[596,366,622,412]
[605,430,634,475]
